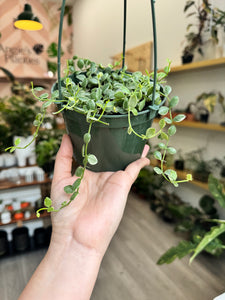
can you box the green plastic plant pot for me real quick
[63,108,157,172]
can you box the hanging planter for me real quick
[7,0,192,215]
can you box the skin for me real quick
[19,134,150,300]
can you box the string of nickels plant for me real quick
[36,116,98,217]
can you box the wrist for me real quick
[20,231,103,300]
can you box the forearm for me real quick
[19,235,102,300]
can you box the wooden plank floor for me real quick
[0,192,225,300]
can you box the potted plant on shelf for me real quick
[36,131,63,175]
[6,0,192,215]
[157,175,225,264]
[182,0,225,64]
[0,68,40,167]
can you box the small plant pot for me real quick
[193,171,210,182]
[199,113,209,123]
[182,54,194,64]
[12,227,30,253]
[221,166,225,178]
[63,108,158,172]
[42,160,55,175]
[34,227,47,248]
[174,160,184,170]
[0,230,9,257]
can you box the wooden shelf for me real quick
[0,76,56,84]
[0,211,50,227]
[154,119,225,132]
[0,175,51,190]
[159,57,225,74]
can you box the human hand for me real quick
[50,134,150,256]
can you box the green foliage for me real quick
[182,0,225,57]
[157,175,225,264]
[0,84,40,140]
[157,240,196,265]
[6,56,191,215]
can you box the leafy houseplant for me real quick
[196,91,225,124]
[182,0,225,64]
[157,175,225,264]
[7,0,192,215]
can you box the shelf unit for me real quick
[158,57,225,73]
[0,175,51,190]
[0,211,50,227]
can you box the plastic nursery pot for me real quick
[63,108,158,172]
[34,227,47,248]
[0,230,9,257]
[174,160,184,170]
[12,226,30,253]
[182,54,193,64]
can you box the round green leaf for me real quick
[128,94,138,108]
[34,87,44,92]
[164,117,172,124]
[15,138,21,146]
[168,125,176,136]
[64,185,74,194]
[158,106,169,116]
[158,142,166,149]
[154,151,162,161]
[159,119,166,129]
[72,178,81,190]
[83,133,91,144]
[169,96,179,108]
[44,197,52,208]
[146,128,156,138]
[159,132,169,140]
[153,167,163,175]
[87,154,98,165]
[75,166,84,177]
[167,147,177,155]
[164,169,177,181]
[77,59,84,69]
[173,114,186,123]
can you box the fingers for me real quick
[53,134,73,182]
[125,154,150,184]
[141,144,150,158]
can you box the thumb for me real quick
[124,145,150,183]
[53,134,73,183]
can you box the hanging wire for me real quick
[57,0,66,100]
[122,0,127,69]
[150,0,157,106]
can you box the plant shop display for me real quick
[185,148,221,182]
[6,0,192,216]
[157,175,225,264]
[182,0,225,63]
[36,129,63,174]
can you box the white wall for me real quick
[72,0,225,214]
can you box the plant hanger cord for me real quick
[150,0,157,106]
[122,0,158,105]
[122,0,127,69]
[57,0,66,100]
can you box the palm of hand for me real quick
[50,135,149,255]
